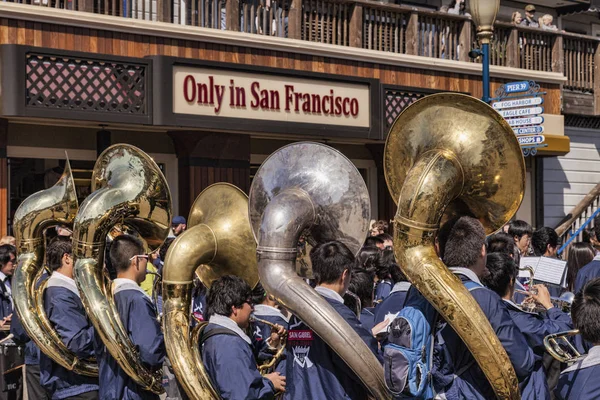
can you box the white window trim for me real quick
[7,146,179,216]
[250,154,378,220]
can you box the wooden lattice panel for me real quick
[385,89,425,129]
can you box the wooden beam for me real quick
[506,27,519,68]
[226,0,240,32]
[157,0,172,23]
[405,11,418,55]
[594,42,600,115]
[458,19,472,62]
[349,4,363,48]
[552,35,564,74]
[288,0,302,40]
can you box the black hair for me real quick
[47,238,72,272]
[389,261,407,283]
[251,281,268,305]
[0,244,16,268]
[443,216,486,268]
[355,246,380,277]
[482,252,516,298]
[205,275,252,319]
[487,232,516,258]
[364,236,384,248]
[310,241,355,285]
[566,242,595,292]
[372,220,389,234]
[345,270,374,311]
[508,220,533,240]
[377,249,396,281]
[531,227,559,256]
[572,278,600,345]
[376,233,393,244]
[108,235,145,274]
[436,216,461,259]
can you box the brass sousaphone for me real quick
[12,159,97,376]
[162,183,259,399]
[384,93,525,399]
[72,144,171,394]
[249,142,391,400]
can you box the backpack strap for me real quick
[464,280,483,292]
[199,327,238,345]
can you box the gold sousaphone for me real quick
[384,93,525,399]
[72,144,171,395]
[248,142,391,400]
[12,159,97,376]
[162,183,259,399]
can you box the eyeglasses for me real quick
[129,254,149,262]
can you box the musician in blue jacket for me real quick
[574,217,600,293]
[201,276,285,400]
[555,277,600,400]
[40,238,99,399]
[250,282,289,375]
[285,241,381,400]
[0,244,16,323]
[95,235,165,400]
[343,270,376,331]
[483,252,573,400]
[373,261,410,325]
[429,217,535,400]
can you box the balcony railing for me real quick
[7,0,600,113]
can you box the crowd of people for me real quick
[0,212,599,399]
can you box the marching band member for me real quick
[483,252,573,400]
[95,235,165,400]
[40,238,99,399]
[201,275,285,400]
[285,241,381,400]
[250,283,289,375]
[556,277,600,400]
[373,261,410,325]
[574,216,600,293]
[344,270,376,331]
[508,220,533,263]
[0,244,16,325]
[429,217,535,400]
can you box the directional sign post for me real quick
[493,80,546,157]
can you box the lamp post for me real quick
[469,0,500,103]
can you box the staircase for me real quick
[555,182,600,255]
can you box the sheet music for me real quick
[533,257,567,286]
[518,257,540,278]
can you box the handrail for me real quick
[556,182,600,236]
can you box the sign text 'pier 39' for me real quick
[173,66,371,127]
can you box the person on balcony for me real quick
[512,11,523,25]
[541,14,558,31]
[520,4,539,28]
[446,0,470,17]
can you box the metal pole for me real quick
[482,42,490,103]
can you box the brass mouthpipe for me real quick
[162,224,221,400]
[393,150,520,400]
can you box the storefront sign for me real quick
[499,107,544,118]
[513,126,544,135]
[173,66,370,127]
[503,81,530,94]
[492,97,543,110]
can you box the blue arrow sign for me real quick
[499,106,544,118]
[518,135,545,145]
[506,116,544,126]
[504,81,530,94]
[513,126,544,135]
[493,97,543,110]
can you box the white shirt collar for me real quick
[47,272,80,298]
[0,271,7,283]
[252,304,290,323]
[390,282,411,294]
[449,267,482,285]
[113,278,149,298]
[563,345,600,373]
[315,286,344,304]
[208,314,252,345]
[594,254,600,261]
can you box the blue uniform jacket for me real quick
[373,282,411,325]
[556,345,600,400]
[250,304,289,375]
[574,256,600,294]
[437,269,535,400]
[284,286,381,400]
[40,272,99,399]
[374,279,393,303]
[202,315,275,400]
[359,307,375,332]
[0,274,12,320]
[191,286,207,325]
[503,300,573,400]
[95,278,165,400]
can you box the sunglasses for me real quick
[129,254,149,262]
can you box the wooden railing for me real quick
[9,0,600,113]
[555,182,600,255]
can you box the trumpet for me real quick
[514,289,575,314]
[543,330,584,363]
[249,316,287,374]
